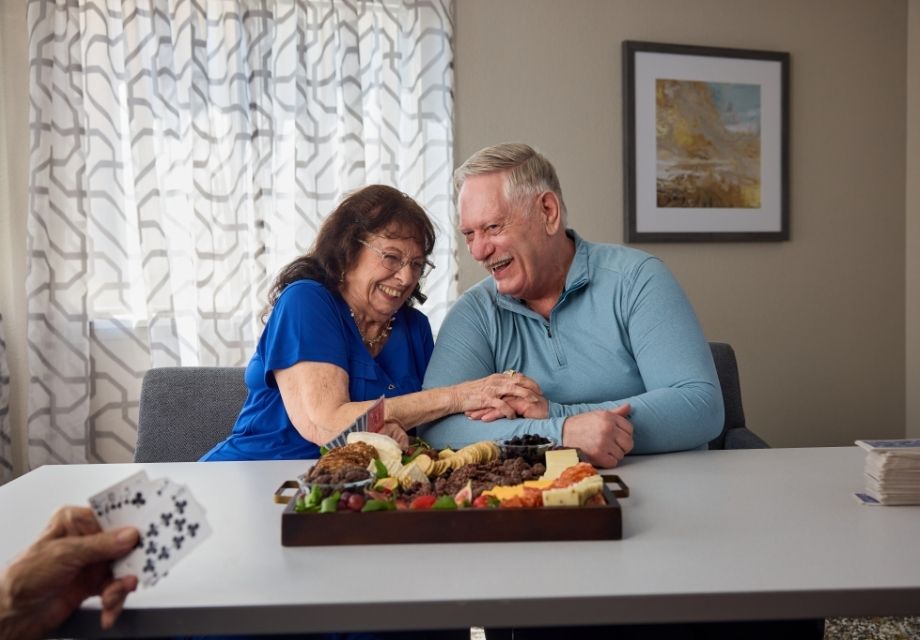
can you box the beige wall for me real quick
[0,1,914,475]
[454,0,908,447]
[908,0,920,439]
[0,1,29,476]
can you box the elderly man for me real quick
[419,143,723,466]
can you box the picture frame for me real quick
[622,41,790,242]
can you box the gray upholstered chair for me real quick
[134,366,247,462]
[707,341,769,450]
[133,342,766,462]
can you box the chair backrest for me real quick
[134,366,247,462]
[135,344,751,460]
[707,341,747,449]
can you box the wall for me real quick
[0,1,28,476]
[454,0,907,447]
[908,0,920,439]
[0,1,912,474]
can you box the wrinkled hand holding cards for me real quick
[89,471,212,586]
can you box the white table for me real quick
[1,447,918,637]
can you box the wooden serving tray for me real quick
[280,476,627,546]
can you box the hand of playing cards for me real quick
[324,395,385,449]
[89,471,212,587]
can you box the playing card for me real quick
[111,490,177,586]
[89,473,211,588]
[113,484,212,587]
[325,395,385,449]
[855,439,920,451]
[161,485,212,560]
[149,476,182,501]
[367,395,384,433]
[853,492,882,506]
[88,470,150,527]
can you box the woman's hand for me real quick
[466,392,549,422]
[376,420,409,449]
[454,372,547,422]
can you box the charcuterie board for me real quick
[279,476,627,546]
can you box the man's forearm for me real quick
[549,384,723,453]
[417,413,566,449]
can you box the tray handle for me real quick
[601,474,629,498]
[274,480,300,505]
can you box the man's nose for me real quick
[468,235,493,262]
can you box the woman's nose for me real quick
[393,260,414,282]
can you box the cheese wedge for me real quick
[396,459,429,489]
[542,486,580,507]
[574,474,604,499]
[482,485,527,501]
[483,481,549,501]
[541,449,580,481]
[367,457,403,478]
[542,474,604,508]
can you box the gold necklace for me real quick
[350,310,394,348]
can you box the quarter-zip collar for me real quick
[494,229,590,320]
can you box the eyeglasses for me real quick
[359,239,435,279]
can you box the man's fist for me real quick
[561,404,634,467]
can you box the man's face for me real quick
[458,172,549,301]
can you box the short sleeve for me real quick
[259,281,350,383]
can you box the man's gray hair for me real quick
[454,142,567,223]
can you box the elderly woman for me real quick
[202,185,540,461]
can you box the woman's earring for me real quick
[339,271,345,284]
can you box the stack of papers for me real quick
[855,439,920,506]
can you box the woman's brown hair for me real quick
[264,185,436,321]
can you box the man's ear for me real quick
[538,191,563,234]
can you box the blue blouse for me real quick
[201,279,434,461]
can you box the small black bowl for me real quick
[498,438,556,465]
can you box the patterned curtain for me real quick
[0,314,12,483]
[25,0,455,467]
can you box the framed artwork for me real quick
[622,41,790,242]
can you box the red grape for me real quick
[346,493,366,512]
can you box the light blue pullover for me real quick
[418,231,723,454]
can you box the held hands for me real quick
[561,404,634,468]
[0,506,140,640]
[458,372,547,422]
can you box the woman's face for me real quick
[340,226,427,322]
